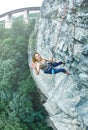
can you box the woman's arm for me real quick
[34,63,40,75]
[44,57,55,62]
[30,62,40,75]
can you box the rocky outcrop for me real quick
[29,0,88,130]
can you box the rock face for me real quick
[29,0,88,130]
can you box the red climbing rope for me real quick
[70,0,76,58]
[53,0,68,54]
[68,0,76,69]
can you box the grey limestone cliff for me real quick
[28,0,88,130]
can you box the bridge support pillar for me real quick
[24,10,29,23]
[5,14,12,28]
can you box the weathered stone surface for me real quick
[79,73,88,87]
[50,113,82,130]
[28,0,88,129]
[82,45,88,56]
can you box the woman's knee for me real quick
[54,68,66,73]
[60,68,66,73]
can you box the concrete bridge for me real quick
[0,7,40,28]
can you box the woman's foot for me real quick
[65,71,71,75]
[62,61,65,65]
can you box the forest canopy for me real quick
[0,17,50,130]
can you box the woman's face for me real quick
[35,53,42,62]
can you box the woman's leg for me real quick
[44,67,68,74]
[50,61,64,67]
[44,68,67,74]
[52,68,66,74]
[52,68,70,75]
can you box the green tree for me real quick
[0,18,51,130]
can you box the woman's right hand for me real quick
[30,62,36,69]
[30,62,40,75]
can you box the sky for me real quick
[0,0,43,15]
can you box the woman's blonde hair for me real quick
[32,52,39,63]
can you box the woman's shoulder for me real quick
[44,58,49,61]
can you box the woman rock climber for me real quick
[30,52,70,75]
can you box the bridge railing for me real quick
[0,7,40,28]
